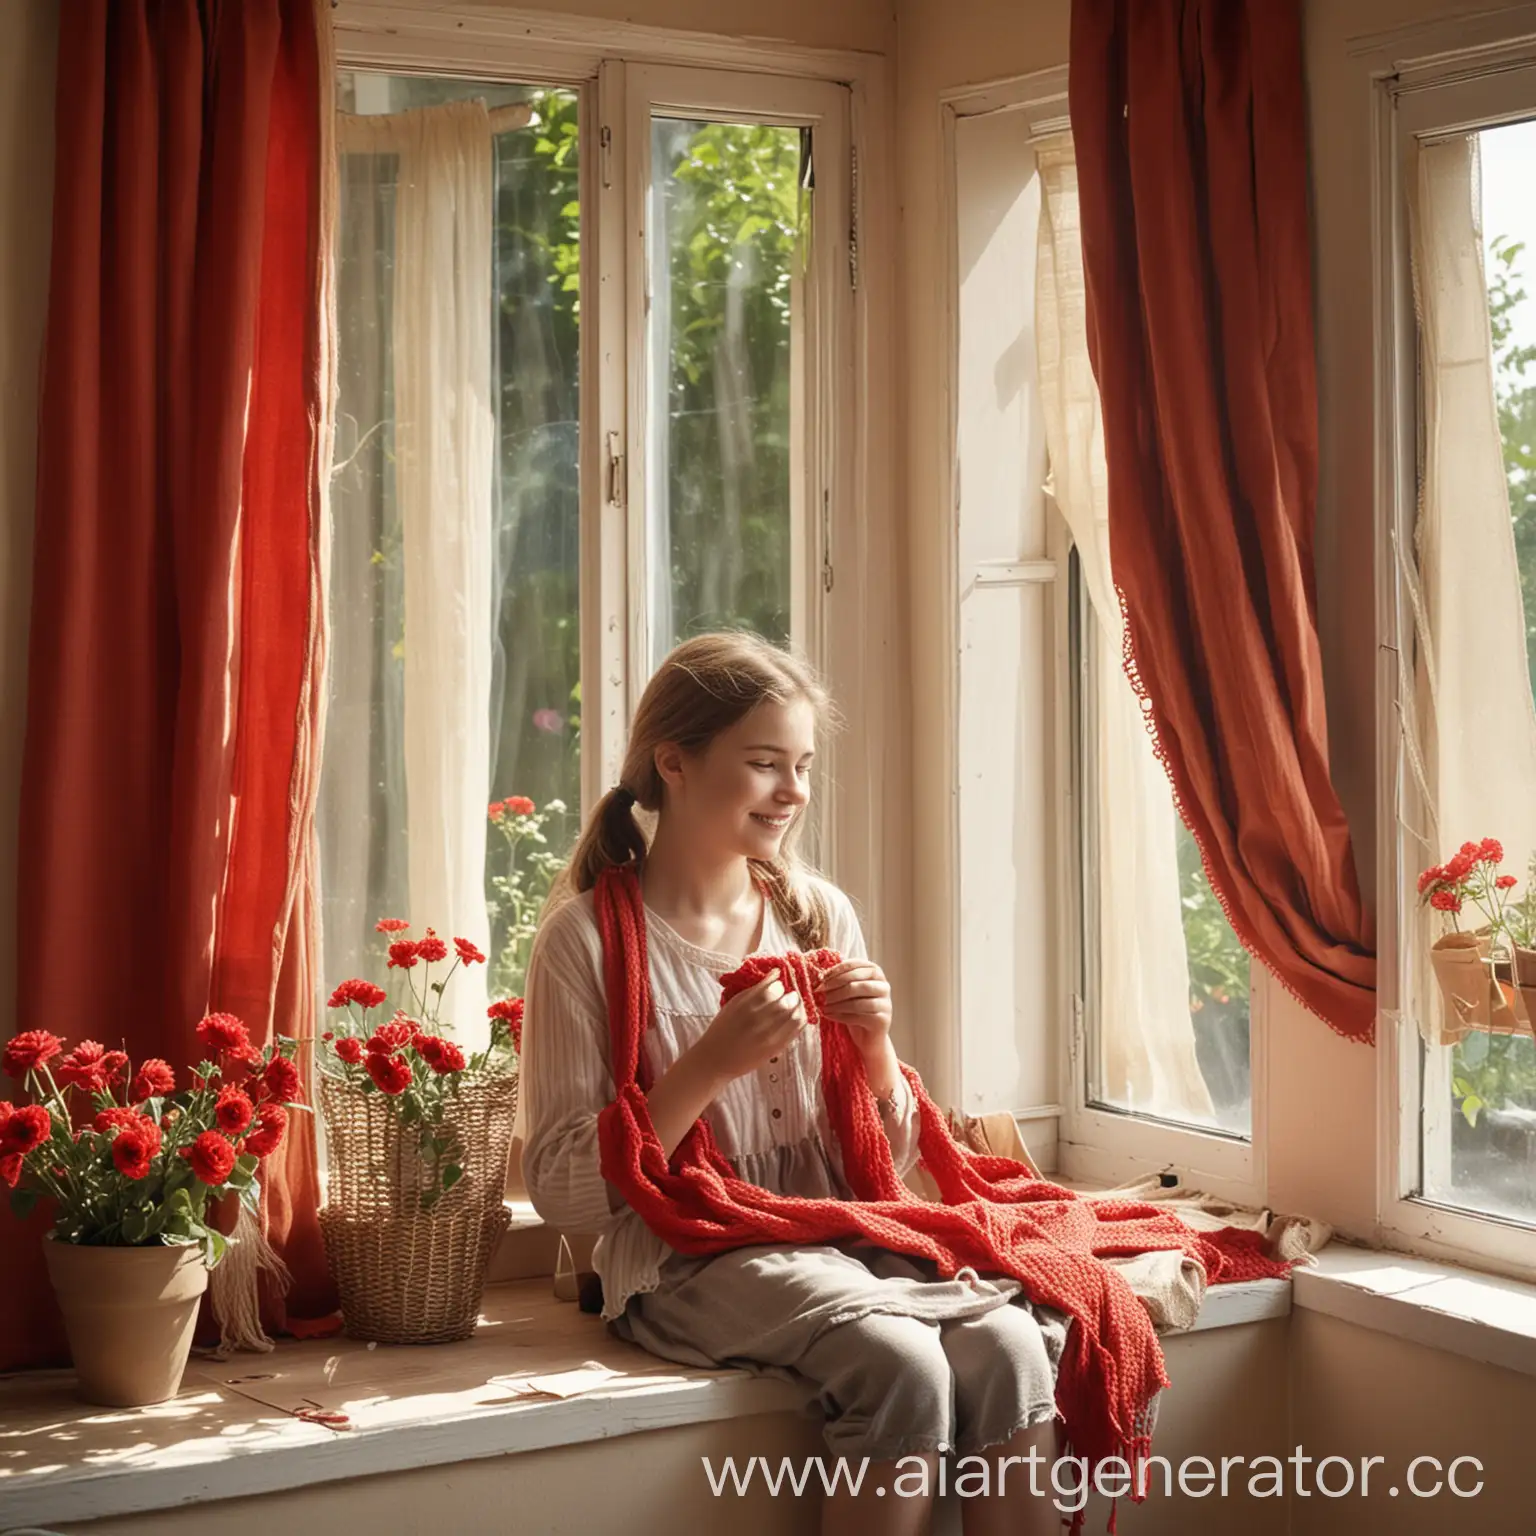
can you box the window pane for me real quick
[1078,562,1253,1137]
[646,117,801,668]
[1421,118,1536,1221]
[322,72,580,1020]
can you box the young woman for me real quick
[519,631,1065,1535]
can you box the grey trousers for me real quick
[609,1238,1069,1461]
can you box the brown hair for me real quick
[550,631,836,949]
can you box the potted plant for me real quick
[1418,839,1525,1042]
[2,1014,296,1406]
[317,920,521,1344]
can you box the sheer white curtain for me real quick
[1406,134,1536,1040]
[331,100,498,1047]
[1033,133,1214,1123]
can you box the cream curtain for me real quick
[331,100,499,1047]
[1034,133,1215,1124]
[1406,134,1536,1041]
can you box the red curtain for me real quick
[1069,0,1377,1042]
[3,0,334,1373]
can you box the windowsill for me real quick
[1292,1241,1536,1378]
[1,1266,1289,1530]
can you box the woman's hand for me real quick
[816,960,893,1052]
[692,973,807,1086]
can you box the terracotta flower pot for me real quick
[43,1237,208,1407]
[1429,932,1529,1043]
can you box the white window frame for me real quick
[1374,19,1536,1280]
[331,1,897,954]
[936,64,1264,1201]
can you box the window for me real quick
[319,56,855,1037]
[943,73,1256,1191]
[1381,45,1536,1267]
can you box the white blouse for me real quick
[516,877,923,1322]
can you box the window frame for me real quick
[331,1,899,959]
[1375,31,1536,1280]
[936,65,1265,1200]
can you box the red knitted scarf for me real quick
[592,866,1290,1508]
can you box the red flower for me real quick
[1497,874,1519,890]
[416,1036,466,1075]
[93,1107,141,1136]
[112,1128,159,1181]
[3,1030,63,1079]
[365,1053,413,1095]
[454,937,486,966]
[1431,890,1463,913]
[260,1057,302,1106]
[334,1037,365,1065]
[375,918,411,934]
[101,1050,129,1085]
[244,1103,288,1160]
[488,997,525,1054]
[488,800,505,821]
[367,1019,415,1053]
[505,795,535,817]
[181,1130,238,1186]
[130,1058,175,1101]
[0,1104,52,1156]
[387,940,420,970]
[197,1012,256,1062]
[54,1040,109,1092]
[415,929,448,964]
[215,1087,255,1136]
[0,1153,20,1189]
[1444,851,1476,881]
[1480,838,1505,864]
[1417,864,1445,895]
[328,978,388,1010]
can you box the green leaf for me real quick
[442,1165,463,1191]
[202,1229,228,1268]
[1461,1094,1485,1129]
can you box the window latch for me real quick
[606,432,624,507]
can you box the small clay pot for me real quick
[43,1237,208,1407]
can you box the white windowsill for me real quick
[0,1267,1289,1531]
[1292,1241,1536,1377]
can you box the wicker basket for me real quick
[319,1073,518,1344]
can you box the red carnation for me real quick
[0,1104,52,1156]
[260,1057,302,1106]
[215,1087,255,1136]
[54,1040,109,1092]
[244,1103,288,1160]
[130,1058,175,1101]
[101,1050,129,1084]
[1497,874,1519,890]
[1431,890,1463,913]
[4,1029,63,1079]
[1444,851,1476,881]
[334,1037,365,1065]
[415,928,448,963]
[181,1130,238,1186]
[387,940,420,970]
[197,1012,256,1062]
[112,1127,159,1181]
[417,1036,466,1075]
[367,1019,415,1053]
[94,1107,140,1136]
[365,1053,413,1095]
[328,978,389,1010]
[1480,838,1505,864]
[454,937,485,966]
[1417,864,1445,895]
[488,800,505,821]
[505,795,535,817]
[375,917,410,934]
[488,997,525,1054]
[0,1153,20,1189]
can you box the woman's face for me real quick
[657,697,816,862]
